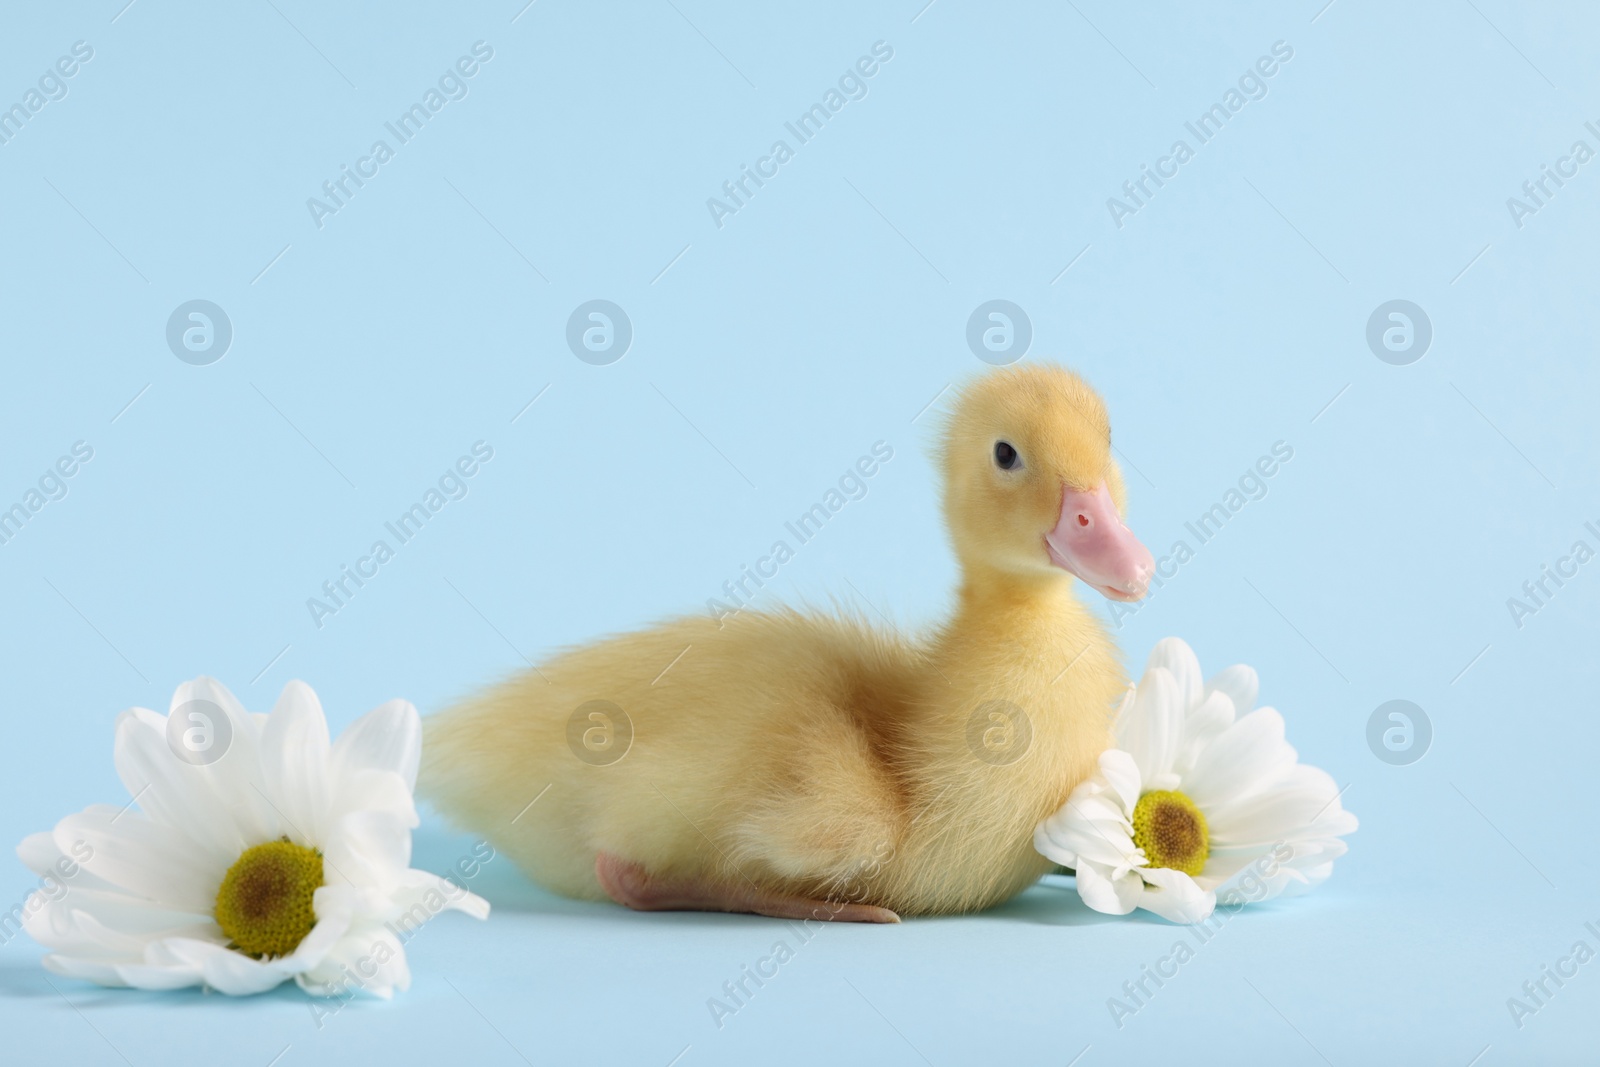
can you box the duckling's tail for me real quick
[416,699,515,838]
[417,680,607,902]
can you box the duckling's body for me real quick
[422,365,1153,918]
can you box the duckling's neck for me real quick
[946,563,1089,643]
[926,560,1116,716]
[901,560,1121,901]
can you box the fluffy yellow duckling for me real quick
[421,364,1154,920]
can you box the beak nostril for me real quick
[1048,484,1153,600]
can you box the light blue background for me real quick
[2,1,1596,1063]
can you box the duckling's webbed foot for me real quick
[595,851,900,924]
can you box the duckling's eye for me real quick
[993,441,1021,470]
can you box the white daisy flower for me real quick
[1034,638,1357,923]
[18,677,488,996]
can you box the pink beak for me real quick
[1044,484,1154,601]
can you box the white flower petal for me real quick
[167,677,255,738]
[144,937,297,995]
[1136,866,1216,923]
[29,903,157,955]
[126,908,349,996]
[298,924,411,999]
[259,681,333,845]
[17,831,60,877]
[1032,824,1077,869]
[1261,840,1348,900]
[392,870,492,922]
[25,888,212,952]
[54,806,222,914]
[328,768,419,830]
[1145,638,1202,709]
[1173,691,1236,779]
[111,961,211,991]
[1115,667,1183,780]
[284,909,355,967]
[1182,707,1298,812]
[17,832,118,893]
[1035,764,1140,871]
[149,681,282,847]
[1036,813,1137,871]
[1060,789,1129,827]
[1096,749,1142,814]
[1204,664,1258,719]
[112,711,245,864]
[1207,763,1355,850]
[1276,859,1337,897]
[1074,860,1142,915]
[323,810,414,891]
[1192,849,1265,891]
[332,699,422,792]
[42,954,132,987]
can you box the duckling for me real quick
[421,364,1154,920]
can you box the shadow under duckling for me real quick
[421,364,1154,921]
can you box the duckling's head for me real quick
[939,365,1153,601]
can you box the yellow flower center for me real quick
[1130,790,1209,876]
[213,838,324,959]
